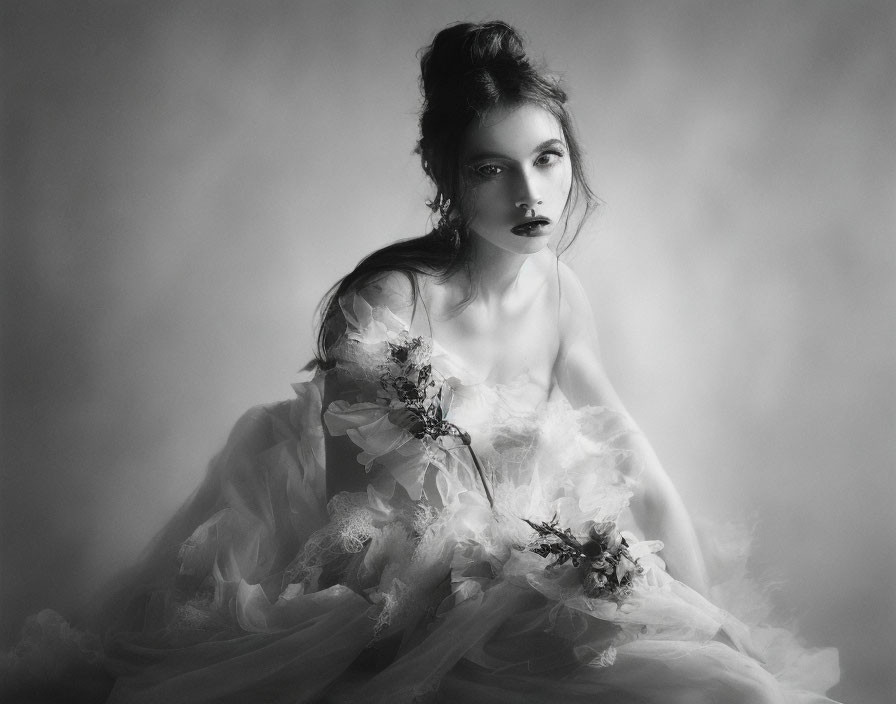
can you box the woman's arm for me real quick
[322,271,422,500]
[553,262,710,597]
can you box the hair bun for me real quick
[420,21,530,102]
[464,21,527,68]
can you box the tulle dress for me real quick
[2,291,841,704]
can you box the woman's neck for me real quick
[466,235,530,303]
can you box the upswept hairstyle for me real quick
[313,20,596,368]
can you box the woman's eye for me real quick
[474,164,503,177]
[535,151,563,167]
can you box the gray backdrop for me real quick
[2,2,893,702]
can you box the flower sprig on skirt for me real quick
[377,335,494,506]
[524,517,644,601]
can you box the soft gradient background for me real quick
[2,2,893,702]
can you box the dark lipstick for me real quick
[511,217,551,237]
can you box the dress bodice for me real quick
[325,292,639,522]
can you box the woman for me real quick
[3,20,840,704]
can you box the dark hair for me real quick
[313,20,596,368]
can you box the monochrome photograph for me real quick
[2,2,892,702]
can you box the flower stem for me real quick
[466,444,494,508]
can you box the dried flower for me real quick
[377,335,493,506]
[524,517,643,601]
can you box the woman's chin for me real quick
[510,233,553,254]
[472,230,553,256]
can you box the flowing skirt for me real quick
[1,378,841,703]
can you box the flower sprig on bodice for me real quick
[379,336,468,444]
[375,332,493,505]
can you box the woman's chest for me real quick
[424,299,560,396]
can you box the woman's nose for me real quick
[515,172,543,216]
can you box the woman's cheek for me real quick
[468,186,502,226]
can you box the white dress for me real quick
[2,291,841,704]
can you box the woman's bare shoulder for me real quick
[354,270,417,308]
[553,258,593,317]
[548,257,602,357]
[350,269,433,331]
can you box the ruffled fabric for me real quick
[1,290,841,703]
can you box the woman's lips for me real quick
[511,218,551,236]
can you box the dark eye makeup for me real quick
[467,143,567,181]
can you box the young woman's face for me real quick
[459,102,573,256]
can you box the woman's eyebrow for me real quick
[532,138,566,154]
[465,138,567,163]
[464,149,509,163]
